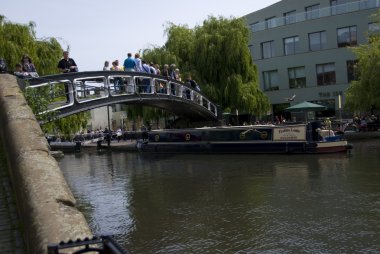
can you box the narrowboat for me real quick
[136,123,353,154]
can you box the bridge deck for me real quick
[22,71,222,123]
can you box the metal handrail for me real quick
[23,71,219,120]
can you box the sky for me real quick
[2,0,279,71]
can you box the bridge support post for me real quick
[107,105,111,147]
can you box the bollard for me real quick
[74,141,81,152]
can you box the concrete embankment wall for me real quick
[0,74,92,254]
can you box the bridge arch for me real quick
[21,71,222,123]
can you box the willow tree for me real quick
[144,16,270,116]
[142,46,179,69]
[0,15,62,75]
[164,23,195,70]
[192,17,270,115]
[345,11,380,112]
[0,15,89,137]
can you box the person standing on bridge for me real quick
[134,53,143,72]
[123,53,136,93]
[110,60,123,92]
[103,61,110,71]
[141,60,151,93]
[185,74,201,92]
[149,62,157,74]
[110,60,123,71]
[169,64,176,80]
[123,53,136,71]
[21,54,39,77]
[57,51,78,103]
[57,51,78,73]
[162,64,169,78]
[174,68,181,81]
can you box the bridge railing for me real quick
[24,71,218,118]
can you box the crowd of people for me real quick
[353,115,379,131]
[12,50,79,79]
[105,53,174,77]
[71,127,143,146]
[104,52,201,92]
[11,50,201,94]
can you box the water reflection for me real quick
[58,141,380,253]
[61,152,134,235]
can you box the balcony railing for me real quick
[251,0,380,32]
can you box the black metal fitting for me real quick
[47,235,129,254]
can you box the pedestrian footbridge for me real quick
[20,71,221,123]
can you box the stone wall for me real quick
[0,74,92,254]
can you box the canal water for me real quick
[58,140,380,253]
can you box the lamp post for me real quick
[236,109,239,126]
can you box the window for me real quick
[309,31,327,51]
[284,10,296,24]
[284,36,299,55]
[346,60,358,83]
[263,70,279,91]
[310,99,336,116]
[337,26,357,47]
[360,0,377,9]
[265,17,277,29]
[261,41,275,59]
[305,4,320,20]
[331,0,347,15]
[288,67,306,89]
[316,63,336,86]
[250,22,259,32]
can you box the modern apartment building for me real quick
[244,0,380,120]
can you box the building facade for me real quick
[244,0,380,120]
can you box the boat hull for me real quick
[315,140,352,153]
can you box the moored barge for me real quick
[137,123,353,154]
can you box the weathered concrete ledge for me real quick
[0,74,92,254]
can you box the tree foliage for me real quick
[143,16,270,116]
[23,81,90,138]
[142,46,178,68]
[345,11,380,112]
[43,113,90,138]
[164,23,195,70]
[0,15,89,137]
[0,15,62,75]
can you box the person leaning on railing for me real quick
[57,51,78,103]
[57,51,78,73]
[21,54,39,77]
